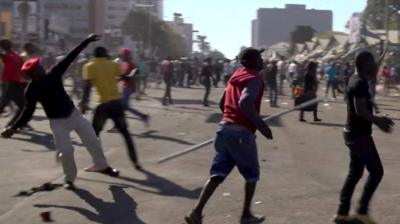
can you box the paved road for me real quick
[0,81,399,224]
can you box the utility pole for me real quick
[384,0,390,47]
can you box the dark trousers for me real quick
[214,72,221,87]
[162,77,172,105]
[268,81,278,106]
[338,135,383,215]
[0,82,27,127]
[325,80,337,98]
[203,81,211,106]
[92,99,138,164]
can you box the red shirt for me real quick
[120,61,136,90]
[223,67,264,133]
[1,51,24,82]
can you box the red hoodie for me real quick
[223,67,264,133]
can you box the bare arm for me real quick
[239,79,272,139]
[219,91,226,113]
[355,97,394,132]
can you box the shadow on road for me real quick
[308,122,344,128]
[79,169,201,199]
[132,130,195,146]
[35,185,146,224]
[12,131,56,151]
[12,130,83,151]
[151,96,217,106]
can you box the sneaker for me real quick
[299,118,307,122]
[240,214,265,224]
[64,181,76,190]
[314,118,322,122]
[184,210,203,224]
[352,214,377,224]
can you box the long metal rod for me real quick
[157,98,321,164]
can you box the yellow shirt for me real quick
[83,58,122,103]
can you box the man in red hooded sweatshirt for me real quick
[185,48,273,224]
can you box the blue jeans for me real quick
[210,125,260,182]
[122,87,147,120]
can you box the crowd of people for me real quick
[0,34,398,224]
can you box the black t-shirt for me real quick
[345,75,373,137]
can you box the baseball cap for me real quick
[21,57,41,73]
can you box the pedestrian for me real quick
[325,62,337,99]
[118,48,149,126]
[343,62,354,88]
[185,48,273,224]
[265,60,278,107]
[277,58,286,95]
[1,34,119,190]
[160,56,174,106]
[0,39,27,129]
[288,61,299,98]
[298,62,321,122]
[381,65,391,96]
[334,51,395,224]
[213,59,224,87]
[200,57,214,107]
[80,45,142,170]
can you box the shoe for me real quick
[333,215,352,224]
[85,165,120,177]
[240,214,265,224]
[64,181,76,190]
[299,118,307,122]
[184,210,203,224]
[352,214,377,224]
[134,163,143,171]
[99,167,120,177]
[314,118,322,122]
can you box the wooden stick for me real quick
[157,98,321,164]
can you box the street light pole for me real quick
[385,0,390,47]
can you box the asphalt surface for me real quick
[0,80,399,224]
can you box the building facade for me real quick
[166,14,193,56]
[252,4,333,48]
[133,0,163,19]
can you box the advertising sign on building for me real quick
[346,12,363,44]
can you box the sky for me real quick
[164,0,367,58]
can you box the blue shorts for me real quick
[210,125,260,182]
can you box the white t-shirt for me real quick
[288,63,297,74]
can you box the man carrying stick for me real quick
[185,48,272,224]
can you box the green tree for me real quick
[122,10,185,58]
[364,0,400,29]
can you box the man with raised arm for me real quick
[1,34,119,190]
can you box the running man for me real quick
[80,46,142,170]
[1,34,119,190]
[185,48,272,224]
[334,52,395,224]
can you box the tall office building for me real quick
[252,4,333,48]
[133,0,163,19]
